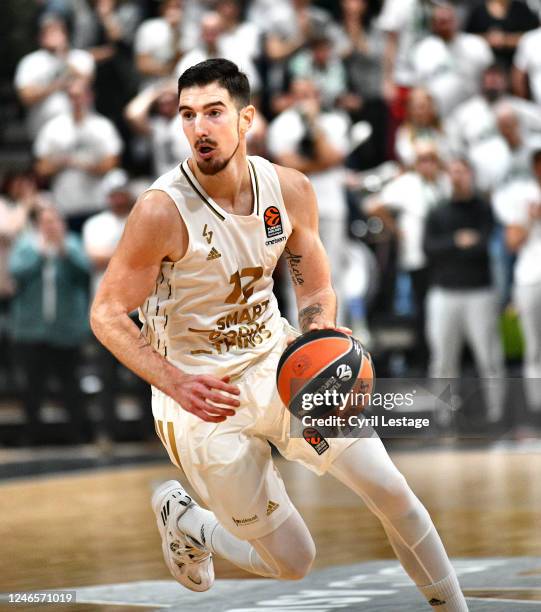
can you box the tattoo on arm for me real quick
[299,303,323,332]
[284,247,304,286]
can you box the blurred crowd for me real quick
[2,0,541,444]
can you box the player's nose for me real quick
[194,114,209,137]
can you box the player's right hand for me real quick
[172,374,241,423]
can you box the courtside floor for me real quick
[1,442,540,611]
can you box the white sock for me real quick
[419,574,468,611]
[177,505,277,578]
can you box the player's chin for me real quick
[196,156,225,176]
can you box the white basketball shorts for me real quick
[152,318,359,539]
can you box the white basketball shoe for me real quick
[151,480,215,592]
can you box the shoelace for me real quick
[170,537,211,565]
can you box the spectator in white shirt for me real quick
[14,14,95,138]
[395,88,450,169]
[267,78,350,324]
[495,102,541,185]
[366,141,451,370]
[125,80,191,177]
[445,64,541,192]
[412,3,493,117]
[134,0,184,89]
[34,77,123,231]
[264,0,339,63]
[83,169,134,295]
[216,0,262,63]
[493,149,541,411]
[512,25,541,106]
[174,12,261,95]
[378,0,431,120]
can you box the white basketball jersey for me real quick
[139,156,292,379]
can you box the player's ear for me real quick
[239,105,255,135]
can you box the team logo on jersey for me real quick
[264,206,283,239]
[303,427,329,455]
[202,224,213,244]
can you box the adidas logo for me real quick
[160,500,170,526]
[266,500,279,516]
[429,598,446,607]
[207,247,221,260]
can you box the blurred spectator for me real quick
[424,159,504,419]
[264,0,339,63]
[366,141,451,370]
[490,102,537,306]
[216,0,262,64]
[465,0,538,69]
[34,77,123,232]
[395,88,450,168]
[82,168,133,295]
[411,2,493,117]
[247,0,292,32]
[495,102,541,183]
[0,173,40,389]
[288,31,347,109]
[125,80,190,176]
[0,174,38,304]
[446,64,541,191]
[82,170,150,442]
[134,0,184,89]
[494,149,541,410]
[512,23,541,104]
[14,14,95,138]
[8,203,90,444]
[336,0,387,166]
[70,0,141,51]
[263,0,340,115]
[246,109,269,158]
[73,0,141,144]
[378,0,431,120]
[268,78,350,323]
[180,0,216,51]
[174,11,261,94]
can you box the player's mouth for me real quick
[196,144,216,160]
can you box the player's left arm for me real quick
[275,164,349,334]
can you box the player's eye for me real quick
[182,112,194,120]
[209,109,221,117]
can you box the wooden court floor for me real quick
[1,448,540,604]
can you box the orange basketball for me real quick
[276,329,375,421]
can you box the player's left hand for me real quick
[286,325,352,346]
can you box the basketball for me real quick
[276,329,375,421]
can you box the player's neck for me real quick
[189,154,251,212]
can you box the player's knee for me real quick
[276,545,316,580]
[372,473,418,519]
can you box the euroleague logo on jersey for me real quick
[264,206,283,240]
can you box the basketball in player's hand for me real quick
[276,329,375,421]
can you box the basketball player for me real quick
[91,59,468,611]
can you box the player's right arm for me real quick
[90,190,240,422]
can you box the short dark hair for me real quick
[177,59,250,108]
